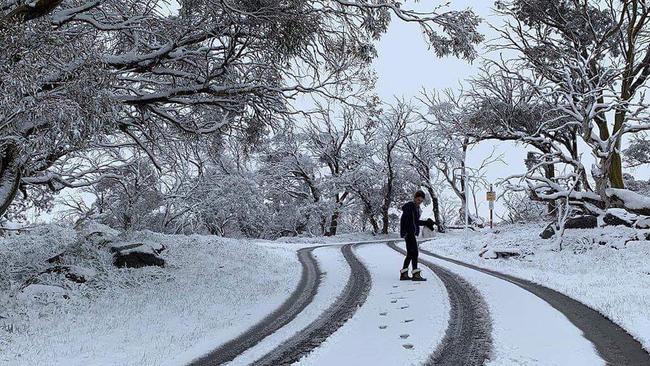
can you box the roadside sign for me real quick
[486,191,496,202]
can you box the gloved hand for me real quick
[425,218,435,231]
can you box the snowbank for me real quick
[420,224,650,352]
[0,226,299,366]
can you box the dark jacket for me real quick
[400,201,427,238]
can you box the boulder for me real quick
[479,248,521,259]
[540,223,555,239]
[634,216,650,229]
[603,213,633,227]
[113,244,165,268]
[540,215,598,239]
[603,208,637,227]
[110,243,145,253]
[565,215,598,229]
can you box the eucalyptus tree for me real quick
[0,0,484,220]
[494,0,650,198]
[302,104,361,236]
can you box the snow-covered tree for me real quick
[374,100,419,234]
[88,158,162,231]
[492,0,650,214]
[302,104,363,236]
[0,0,484,220]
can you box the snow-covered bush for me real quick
[500,191,547,224]
[84,159,164,231]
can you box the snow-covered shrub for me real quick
[82,159,164,231]
[190,173,268,238]
[500,191,547,224]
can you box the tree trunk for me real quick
[381,209,390,235]
[327,210,340,236]
[0,146,22,219]
[381,159,394,235]
[609,152,625,188]
[425,186,444,232]
[327,192,348,236]
[369,215,379,234]
[544,162,556,216]
[608,110,626,189]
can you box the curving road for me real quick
[387,242,492,366]
[186,238,650,366]
[188,246,323,366]
[417,246,650,366]
[252,243,372,366]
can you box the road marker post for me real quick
[486,185,496,229]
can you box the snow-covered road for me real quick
[182,239,650,366]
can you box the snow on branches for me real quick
[0,0,484,221]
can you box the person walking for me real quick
[399,190,434,281]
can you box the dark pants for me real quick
[402,234,418,270]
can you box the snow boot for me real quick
[400,268,411,281]
[411,268,427,281]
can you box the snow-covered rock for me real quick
[479,247,521,259]
[607,188,650,215]
[113,243,166,268]
[634,216,650,229]
[540,215,598,239]
[566,215,599,229]
[77,221,120,246]
[603,209,637,227]
[540,223,555,239]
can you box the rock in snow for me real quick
[540,215,598,239]
[635,217,650,229]
[607,188,650,216]
[565,215,599,229]
[113,243,166,268]
[603,209,636,227]
[540,224,555,239]
[479,248,521,259]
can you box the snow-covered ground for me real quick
[0,226,299,366]
[3,223,649,365]
[420,223,650,353]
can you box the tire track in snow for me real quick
[251,243,372,366]
[387,242,492,366]
[418,246,650,366]
[188,246,322,366]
